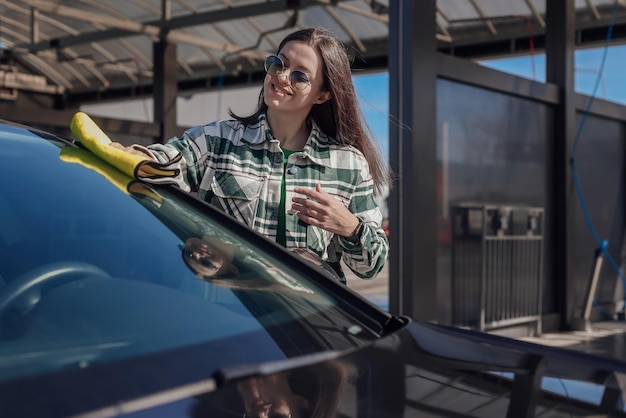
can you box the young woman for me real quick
[118,27,391,281]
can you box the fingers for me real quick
[294,184,329,203]
[291,203,318,218]
[291,197,311,209]
[291,196,323,226]
[130,144,155,158]
[293,187,316,199]
[291,185,336,223]
[291,185,348,230]
[109,142,153,158]
[291,194,324,215]
[291,202,308,215]
[294,207,321,226]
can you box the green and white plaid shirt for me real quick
[147,113,388,279]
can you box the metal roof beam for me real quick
[584,0,601,20]
[16,0,309,53]
[158,0,309,31]
[29,6,39,43]
[524,0,546,28]
[317,0,389,23]
[468,0,497,35]
[323,6,366,52]
[19,0,160,36]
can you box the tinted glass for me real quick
[572,114,625,314]
[0,125,380,382]
[436,79,553,325]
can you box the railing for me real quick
[451,203,544,334]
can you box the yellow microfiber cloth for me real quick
[70,111,181,180]
[60,146,165,205]
[59,146,133,195]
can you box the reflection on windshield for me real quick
[191,359,354,418]
[180,235,314,294]
[60,146,317,295]
[0,139,376,383]
[233,360,353,418]
[127,181,315,295]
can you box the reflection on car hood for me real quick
[4,318,626,417]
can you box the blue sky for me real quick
[353,44,626,160]
[353,73,390,158]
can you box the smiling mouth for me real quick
[271,83,291,95]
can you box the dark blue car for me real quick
[1,120,625,417]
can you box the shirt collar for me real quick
[302,119,332,168]
[242,112,333,168]
[239,113,273,145]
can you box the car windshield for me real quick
[0,124,383,383]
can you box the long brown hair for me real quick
[230,27,391,196]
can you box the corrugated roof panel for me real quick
[477,1,532,17]
[91,1,159,22]
[176,42,212,68]
[1,0,625,97]
[240,13,293,50]
[181,24,232,53]
[304,2,389,44]
[438,1,482,21]
[210,18,277,53]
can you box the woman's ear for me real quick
[315,91,331,105]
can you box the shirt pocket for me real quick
[209,171,263,227]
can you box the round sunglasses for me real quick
[264,55,321,91]
[181,247,219,272]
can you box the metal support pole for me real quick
[571,247,606,332]
[508,355,547,418]
[153,39,178,142]
[388,0,438,321]
[546,0,577,330]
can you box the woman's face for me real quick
[182,237,226,278]
[237,374,308,418]
[263,40,330,116]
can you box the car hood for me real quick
[3,317,626,417]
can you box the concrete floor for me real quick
[344,262,389,310]
[520,321,626,363]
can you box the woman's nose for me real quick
[276,69,290,83]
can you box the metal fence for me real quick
[451,203,544,334]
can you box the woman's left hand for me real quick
[292,184,360,238]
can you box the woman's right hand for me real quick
[109,142,155,159]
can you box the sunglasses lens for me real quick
[264,55,313,91]
[264,55,283,76]
[289,71,310,91]
[198,257,217,270]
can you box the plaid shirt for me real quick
[147,113,388,279]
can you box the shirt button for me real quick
[287,166,297,175]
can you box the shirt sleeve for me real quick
[338,156,389,279]
[146,125,213,193]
